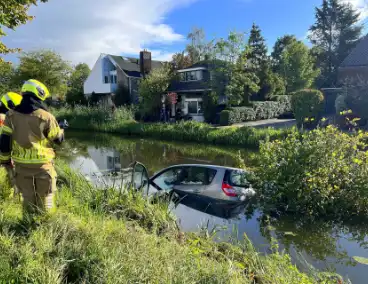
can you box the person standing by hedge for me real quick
[0,80,64,216]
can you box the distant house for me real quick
[338,35,368,85]
[168,61,227,122]
[84,51,164,104]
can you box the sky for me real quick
[3,0,368,67]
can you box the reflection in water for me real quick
[61,131,368,284]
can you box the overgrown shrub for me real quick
[258,126,368,217]
[291,89,324,128]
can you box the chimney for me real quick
[140,50,152,78]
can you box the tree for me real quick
[247,23,284,100]
[309,0,363,87]
[257,66,286,100]
[0,61,17,94]
[15,50,71,98]
[0,0,48,61]
[212,31,260,106]
[171,52,193,70]
[271,35,298,71]
[279,41,320,93]
[66,63,90,105]
[225,49,260,106]
[186,27,213,64]
[247,23,268,72]
[138,64,172,120]
[113,84,131,106]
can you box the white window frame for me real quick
[186,98,203,115]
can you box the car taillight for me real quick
[222,182,237,197]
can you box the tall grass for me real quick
[54,106,293,148]
[0,161,341,283]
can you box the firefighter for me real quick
[0,80,64,215]
[0,92,22,131]
[0,92,23,195]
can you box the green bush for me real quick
[258,126,368,217]
[220,98,293,125]
[275,95,292,113]
[219,110,231,126]
[291,89,324,128]
[252,101,291,120]
[228,107,256,124]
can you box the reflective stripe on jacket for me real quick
[1,109,62,165]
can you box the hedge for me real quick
[291,89,324,128]
[219,96,292,126]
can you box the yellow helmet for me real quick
[0,92,23,110]
[21,79,50,101]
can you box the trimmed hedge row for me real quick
[219,95,292,126]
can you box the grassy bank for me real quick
[54,106,293,148]
[0,162,339,283]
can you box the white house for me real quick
[84,51,164,104]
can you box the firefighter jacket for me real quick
[0,94,64,166]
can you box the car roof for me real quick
[163,164,245,172]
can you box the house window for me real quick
[196,70,203,80]
[104,76,109,84]
[187,99,203,115]
[189,71,196,81]
[114,75,117,84]
[179,70,203,82]
[188,101,198,114]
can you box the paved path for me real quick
[218,119,296,129]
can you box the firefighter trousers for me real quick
[14,164,57,215]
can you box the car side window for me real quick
[175,167,217,186]
[152,167,183,191]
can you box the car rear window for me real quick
[224,170,249,187]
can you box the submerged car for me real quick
[132,163,256,203]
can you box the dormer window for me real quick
[179,69,204,82]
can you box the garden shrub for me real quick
[258,126,368,217]
[252,101,290,120]
[291,89,324,128]
[221,98,292,125]
[219,110,231,126]
[275,95,292,113]
[228,107,256,124]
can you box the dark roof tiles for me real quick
[108,54,164,77]
[340,35,368,68]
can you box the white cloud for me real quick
[3,0,197,66]
[342,0,368,19]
